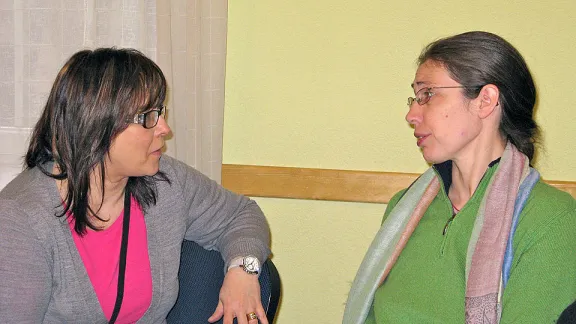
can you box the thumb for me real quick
[208,300,224,323]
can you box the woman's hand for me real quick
[208,267,268,324]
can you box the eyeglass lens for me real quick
[416,88,430,105]
[407,89,425,106]
[143,110,157,128]
[407,88,431,106]
[144,107,166,128]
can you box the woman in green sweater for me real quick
[344,31,575,323]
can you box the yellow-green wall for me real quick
[223,1,576,323]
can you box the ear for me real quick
[475,84,500,119]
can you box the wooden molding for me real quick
[222,164,576,203]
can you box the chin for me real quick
[146,166,160,176]
[421,150,435,164]
[421,150,448,165]
[140,161,160,177]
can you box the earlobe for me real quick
[477,84,500,119]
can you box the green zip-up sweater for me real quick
[367,161,576,323]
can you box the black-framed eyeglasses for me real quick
[129,106,166,129]
[407,85,484,106]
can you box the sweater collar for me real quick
[433,158,501,193]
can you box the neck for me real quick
[91,175,128,210]
[448,136,506,208]
[55,163,129,228]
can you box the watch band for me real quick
[227,257,244,271]
[227,255,260,276]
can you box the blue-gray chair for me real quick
[167,240,281,324]
[557,300,576,324]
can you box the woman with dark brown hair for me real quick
[0,48,270,324]
[344,31,575,324]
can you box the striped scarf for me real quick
[343,142,540,324]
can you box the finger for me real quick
[255,307,268,324]
[247,311,261,324]
[223,310,234,324]
[208,300,224,323]
[236,311,248,324]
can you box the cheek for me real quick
[110,132,151,162]
[130,131,154,152]
[110,142,132,166]
[456,119,482,142]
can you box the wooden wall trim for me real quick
[222,164,576,203]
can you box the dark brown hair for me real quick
[26,48,169,235]
[419,31,539,161]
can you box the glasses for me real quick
[407,85,484,106]
[130,106,166,129]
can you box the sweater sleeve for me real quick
[161,156,271,269]
[0,199,52,322]
[500,196,576,323]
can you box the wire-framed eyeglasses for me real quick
[407,85,484,106]
[129,106,167,129]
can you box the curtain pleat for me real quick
[156,0,228,183]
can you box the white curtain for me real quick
[156,0,228,183]
[0,0,227,189]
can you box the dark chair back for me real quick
[167,240,281,323]
[557,300,576,324]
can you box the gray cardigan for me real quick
[0,156,271,323]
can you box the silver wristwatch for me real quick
[228,255,261,276]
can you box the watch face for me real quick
[243,256,260,273]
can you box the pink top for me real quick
[69,197,153,323]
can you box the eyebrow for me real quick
[411,81,429,88]
[410,81,431,91]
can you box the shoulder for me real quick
[0,197,35,232]
[514,180,575,245]
[1,167,57,214]
[530,180,574,206]
[382,188,409,223]
[523,180,575,220]
[382,170,442,222]
[155,155,221,200]
[388,189,409,210]
[0,169,60,246]
[158,155,208,183]
[1,167,35,200]
[158,154,186,177]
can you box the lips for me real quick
[150,148,163,156]
[414,133,429,147]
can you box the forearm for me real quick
[163,156,271,266]
[185,192,270,268]
[214,199,271,268]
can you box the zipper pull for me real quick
[442,214,456,235]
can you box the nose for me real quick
[405,101,422,126]
[154,116,172,137]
